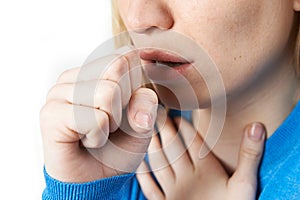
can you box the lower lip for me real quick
[142,60,192,81]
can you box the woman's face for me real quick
[118,0,297,109]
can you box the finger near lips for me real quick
[56,54,133,108]
[72,54,127,82]
[77,52,142,107]
[52,51,145,134]
[55,54,125,84]
[125,51,144,93]
[101,56,131,108]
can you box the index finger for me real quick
[114,46,144,93]
[76,53,132,108]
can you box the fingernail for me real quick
[248,123,265,142]
[134,111,152,130]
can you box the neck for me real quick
[193,59,300,173]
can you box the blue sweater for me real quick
[43,102,300,200]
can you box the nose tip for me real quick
[125,1,174,33]
[126,15,152,33]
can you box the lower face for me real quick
[120,0,296,110]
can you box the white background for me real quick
[0,1,112,199]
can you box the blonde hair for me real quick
[111,1,300,76]
[112,0,131,48]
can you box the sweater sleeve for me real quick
[42,168,146,200]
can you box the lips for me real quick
[139,50,193,81]
[139,50,191,68]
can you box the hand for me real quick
[40,51,158,183]
[137,115,266,200]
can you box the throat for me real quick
[192,78,299,175]
[211,138,242,174]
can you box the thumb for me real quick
[127,88,158,133]
[93,88,158,173]
[230,123,266,197]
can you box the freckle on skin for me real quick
[233,56,242,61]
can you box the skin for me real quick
[40,0,300,199]
[137,116,265,200]
[118,0,300,171]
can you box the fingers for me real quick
[173,117,201,164]
[57,54,133,108]
[101,56,131,107]
[90,87,158,173]
[115,47,143,93]
[173,117,224,176]
[73,104,109,148]
[127,88,158,133]
[156,110,193,174]
[47,80,122,132]
[58,55,125,83]
[126,51,143,93]
[56,67,81,84]
[229,123,266,197]
[40,101,109,148]
[147,133,175,189]
[50,52,143,133]
[136,161,165,200]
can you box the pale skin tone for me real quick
[40,0,300,199]
[119,0,300,171]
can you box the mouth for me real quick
[139,50,193,81]
[155,61,183,67]
[139,50,192,69]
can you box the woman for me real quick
[41,0,300,199]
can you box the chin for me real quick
[153,85,212,110]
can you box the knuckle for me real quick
[46,84,60,101]
[56,68,76,83]
[143,188,162,200]
[83,136,106,149]
[56,69,70,83]
[94,109,109,127]
[94,81,121,104]
[109,56,129,76]
[40,101,60,134]
[240,146,262,161]
[40,102,53,120]
[39,105,48,123]
[134,88,158,104]
[40,101,61,121]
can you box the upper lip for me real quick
[139,50,192,64]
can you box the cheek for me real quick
[179,0,294,95]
